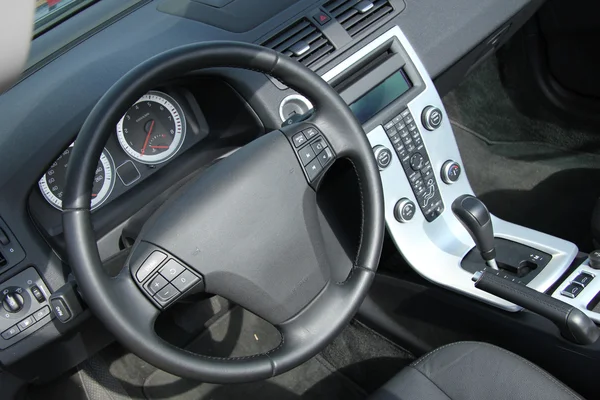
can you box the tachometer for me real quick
[39,145,115,211]
[116,91,186,164]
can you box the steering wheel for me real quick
[63,42,384,383]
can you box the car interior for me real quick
[0,0,599,399]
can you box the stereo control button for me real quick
[394,198,416,223]
[373,146,392,170]
[422,106,443,131]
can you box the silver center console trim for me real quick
[552,260,600,323]
[320,25,578,311]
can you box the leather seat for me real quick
[370,342,583,400]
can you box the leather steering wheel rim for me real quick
[63,42,384,383]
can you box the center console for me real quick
[319,26,580,312]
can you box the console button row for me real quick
[1,306,50,340]
[384,108,444,222]
[560,271,595,299]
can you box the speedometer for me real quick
[39,145,115,211]
[116,91,186,164]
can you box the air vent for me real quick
[261,18,335,69]
[324,0,394,37]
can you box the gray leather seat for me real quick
[371,342,583,400]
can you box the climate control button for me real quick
[422,106,443,131]
[441,160,461,184]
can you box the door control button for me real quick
[1,325,19,340]
[136,251,167,282]
[159,260,186,281]
[422,106,443,131]
[154,284,179,305]
[561,283,584,299]
[33,306,51,322]
[146,274,168,296]
[572,272,594,288]
[394,198,416,223]
[50,298,72,322]
[171,270,200,293]
[441,160,462,184]
[373,146,392,170]
[17,316,35,331]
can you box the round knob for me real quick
[373,146,392,170]
[441,160,462,184]
[394,198,416,223]
[2,292,24,313]
[410,153,424,171]
[589,250,600,269]
[422,106,443,131]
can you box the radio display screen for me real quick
[349,69,412,124]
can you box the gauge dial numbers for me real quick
[38,146,115,211]
[116,91,186,164]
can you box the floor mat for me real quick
[443,57,600,154]
[452,124,600,252]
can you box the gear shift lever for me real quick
[452,195,499,270]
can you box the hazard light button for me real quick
[312,10,331,26]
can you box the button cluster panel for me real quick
[133,246,203,308]
[0,267,53,349]
[561,271,594,299]
[291,127,334,182]
[383,108,444,222]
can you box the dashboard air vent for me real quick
[324,0,394,37]
[261,18,335,69]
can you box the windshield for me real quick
[35,0,95,34]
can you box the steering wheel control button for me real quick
[561,283,584,299]
[409,153,424,171]
[303,127,319,140]
[305,159,323,181]
[292,132,308,147]
[422,106,443,131]
[317,147,334,167]
[17,316,34,331]
[136,251,167,282]
[172,270,200,292]
[394,198,416,223]
[441,160,461,184]
[572,272,594,288]
[50,298,72,323]
[146,275,169,296]
[2,292,24,313]
[1,326,19,340]
[32,306,50,322]
[154,284,179,306]
[299,146,317,166]
[159,260,186,281]
[310,138,327,154]
[373,146,392,170]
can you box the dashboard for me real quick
[0,0,545,382]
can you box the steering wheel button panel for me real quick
[286,126,335,185]
[136,251,167,282]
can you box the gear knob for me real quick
[452,195,498,270]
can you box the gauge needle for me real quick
[141,120,155,155]
[150,146,169,149]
